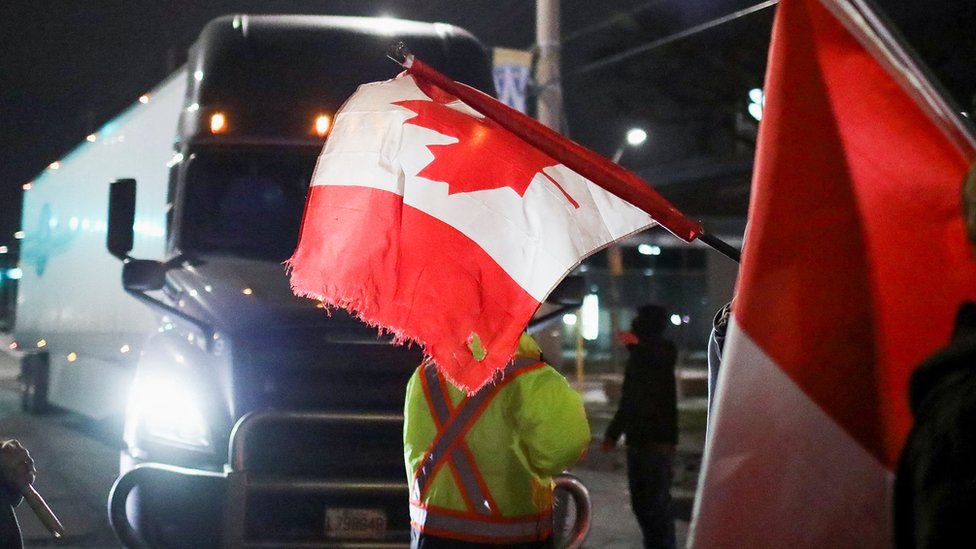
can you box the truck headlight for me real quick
[127,373,211,449]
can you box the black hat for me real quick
[632,304,668,339]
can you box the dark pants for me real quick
[0,505,22,549]
[627,443,675,549]
[411,529,553,548]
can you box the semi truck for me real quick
[8,14,590,548]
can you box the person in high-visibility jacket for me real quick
[404,333,590,548]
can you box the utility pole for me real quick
[537,0,582,389]
[535,0,562,131]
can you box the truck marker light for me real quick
[314,113,332,137]
[187,103,200,112]
[48,161,60,170]
[210,112,228,134]
[139,94,150,104]
[242,287,253,295]
[36,340,46,348]
[86,134,97,142]
[120,345,130,354]
[21,182,31,190]
[8,342,17,351]
[14,231,25,240]
[67,352,77,362]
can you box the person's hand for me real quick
[0,440,35,490]
[601,437,617,452]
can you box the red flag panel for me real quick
[737,0,975,468]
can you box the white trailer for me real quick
[15,72,185,418]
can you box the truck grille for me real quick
[235,413,406,479]
[232,326,422,416]
[229,325,420,478]
[226,411,412,546]
[226,326,421,543]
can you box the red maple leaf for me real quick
[393,96,579,208]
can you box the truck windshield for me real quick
[180,149,318,261]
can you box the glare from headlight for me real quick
[128,373,210,449]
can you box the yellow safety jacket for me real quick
[403,334,590,544]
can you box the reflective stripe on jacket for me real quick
[403,334,590,543]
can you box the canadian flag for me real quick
[288,73,655,392]
[690,0,976,547]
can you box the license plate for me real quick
[324,508,387,539]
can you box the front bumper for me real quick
[109,411,412,548]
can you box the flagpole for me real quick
[698,232,741,263]
[388,44,741,264]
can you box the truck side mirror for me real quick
[122,259,166,292]
[107,178,137,260]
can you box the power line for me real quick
[571,0,778,78]
[561,0,672,45]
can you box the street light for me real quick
[626,128,648,146]
[612,127,648,163]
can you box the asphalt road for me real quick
[0,343,701,548]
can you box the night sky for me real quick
[2,1,973,248]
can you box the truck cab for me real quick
[23,14,494,547]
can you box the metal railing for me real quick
[553,474,591,549]
[108,462,225,549]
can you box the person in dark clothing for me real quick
[603,304,678,549]
[0,439,35,549]
[895,163,976,549]
[895,302,976,549]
